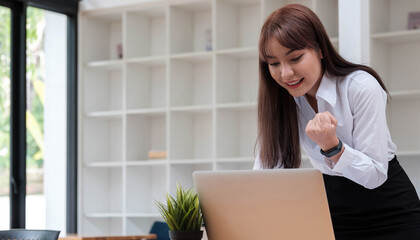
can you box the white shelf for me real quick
[216,47,258,58]
[126,213,162,218]
[86,60,123,70]
[216,102,257,110]
[371,30,420,44]
[170,105,213,112]
[85,110,123,118]
[126,160,167,166]
[390,90,420,99]
[85,162,123,168]
[169,159,214,165]
[170,51,212,62]
[126,56,166,66]
[85,213,124,218]
[126,108,166,115]
[397,151,420,157]
[216,157,255,163]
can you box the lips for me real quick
[285,78,304,89]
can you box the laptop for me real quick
[193,169,335,240]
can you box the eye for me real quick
[269,62,279,67]
[290,54,303,62]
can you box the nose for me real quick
[280,63,294,80]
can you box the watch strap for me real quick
[320,139,342,158]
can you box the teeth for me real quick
[287,78,303,86]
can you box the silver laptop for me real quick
[193,169,335,240]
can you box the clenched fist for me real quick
[305,111,340,151]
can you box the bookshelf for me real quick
[368,0,420,194]
[79,0,340,235]
[369,0,420,159]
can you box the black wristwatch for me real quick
[320,139,343,158]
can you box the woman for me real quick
[253,4,420,240]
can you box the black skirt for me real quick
[323,156,420,240]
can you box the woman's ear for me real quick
[318,49,323,59]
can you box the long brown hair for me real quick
[257,4,388,169]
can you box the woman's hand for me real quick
[305,111,339,151]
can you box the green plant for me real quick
[155,183,203,231]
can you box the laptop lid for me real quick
[193,168,335,240]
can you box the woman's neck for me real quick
[305,68,325,113]
[305,94,318,113]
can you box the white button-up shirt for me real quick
[254,70,397,189]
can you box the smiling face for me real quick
[265,37,324,98]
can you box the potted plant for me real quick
[155,183,204,240]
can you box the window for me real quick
[0,0,77,234]
[0,5,11,230]
[25,7,68,230]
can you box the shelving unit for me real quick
[83,116,123,165]
[169,56,213,107]
[126,61,167,110]
[369,0,420,193]
[170,110,213,160]
[216,108,257,159]
[125,7,167,58]
[169,1,212,54]
[83,65,123,113]
[216,50,259,104]
[79,0,339,236]
[126,113,166,161]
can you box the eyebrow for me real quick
[266,49,296,59]
[285,49,296,56]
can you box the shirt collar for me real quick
[294,72,337,108]
[315,72,337,108]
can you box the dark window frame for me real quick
[0,0,78,233]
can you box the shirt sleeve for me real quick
[253,152,262,170]
[330,73,389,189]
[253,151,285,169]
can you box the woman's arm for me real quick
[307,73,391,189]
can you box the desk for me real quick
[60,234,157,240]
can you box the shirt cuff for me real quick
[330,142,353,174]
[323,157,336,169]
